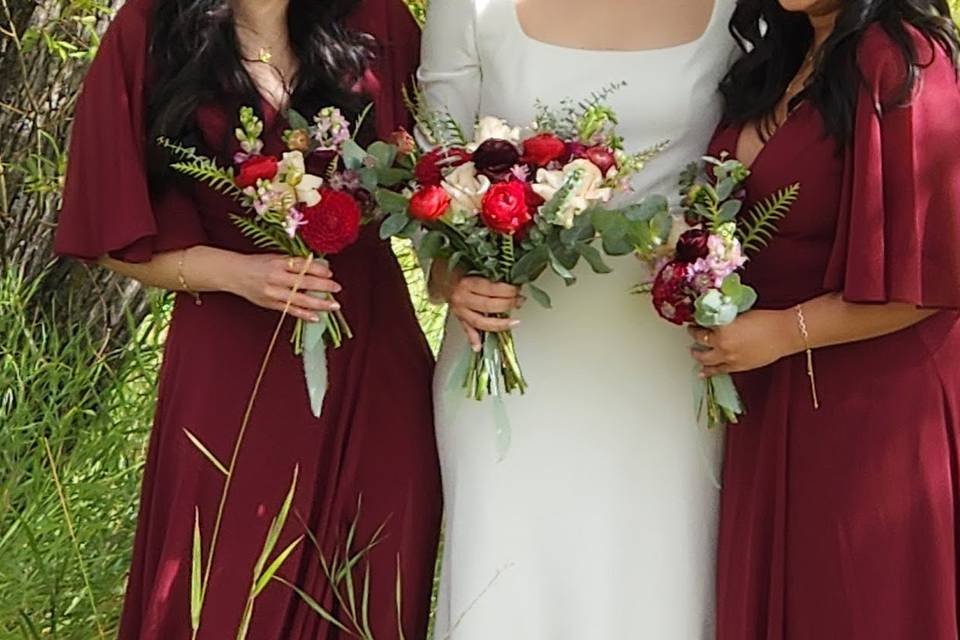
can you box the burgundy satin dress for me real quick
[53,1,441,638]
[708,26,960,639]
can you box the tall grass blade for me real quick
[191,508,203,631]
[253,536,304,597]
[183,429,229,477]
[273,576,351,633]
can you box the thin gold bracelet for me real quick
[177,248,202,306]
[795,304,820,410]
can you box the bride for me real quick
[419,0,738,637]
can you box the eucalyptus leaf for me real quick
[367,141,398,169]
[302,317,330,417]
[624,194,669,222]
[710,374,744,416]
[358,167,379,192]
[285,109,310,132]
[716,177,737,201]
[578,243,613,274]
[376,167,412,187]
[417,231,446,262]
[718,199,743,222]
[511,245,549,283]
[379,212,411,239]
[341,139,367,170]
[375,188,410,216]
[526,283,552,309]
[549,250,577,285]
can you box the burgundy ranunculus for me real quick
[584,146,617,175]
[414,148,471,186]
[235,155,278,188]
[523,182,545,213]
[481,180,533,235]
[564,141,588,164]
[675,228,711,263]
[522,133,567,167]
[472,139,520,181]
[652,261,695,325]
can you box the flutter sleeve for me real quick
[54,0,207,264]
[824,26,960,308]
[416,0,481,137]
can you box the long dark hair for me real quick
[146,0,373,165]
[720,0,960,145]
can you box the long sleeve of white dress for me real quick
[417,0,481,135]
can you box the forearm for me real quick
[99,245,242,295]
[782,293,938,356]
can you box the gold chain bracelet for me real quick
[177,248,202,306]
[795,304,819,410]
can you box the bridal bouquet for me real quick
[160,105,411,416]
[636,155,798,428]
[378,86,668,401]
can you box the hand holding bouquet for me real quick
[160,105,411,416]
[638,155,799,428]
[379,86,669,401]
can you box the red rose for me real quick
[414,148,472,186]
[299,188,362,255]
[481,181,533,235]
[522,133,567,167]
[675,228,710,263]
[584,146,617,175]
[409,185,451,221]
[652,261,695,325]
[235,155,278,188]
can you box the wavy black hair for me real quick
[146,0,373,169]
[720,0,960,146]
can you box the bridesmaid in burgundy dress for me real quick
[54,0,440,638]
[694,1,960,637]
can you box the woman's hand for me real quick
[229,254,343,322]
[688,310,802,378]
[430,261,523,352]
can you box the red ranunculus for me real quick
[584,146,617,175]
[409,185,451,221]
[299,188,362,255]
[652,261,695,325]
[523,182,545,213]
[565,141,588,163]
[235,155,279,188]
[675,228,710,263]
[414,148,471,186]
[522,133,567,167]
[481,181,532,235]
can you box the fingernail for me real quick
[472,344,482,352]
[330,303,341,311]
[310,315,321,323]
[510,320,521,327]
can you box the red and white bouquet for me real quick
[378,86,667,401]
[637,155,798,428]
[161,105,412,416]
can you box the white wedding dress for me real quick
[419,1,738,637]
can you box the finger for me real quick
[466,278,521,299]
[690,348,726,367]
[460,291,519,314]
[284,257,333,279]
[700,365,731,378]
[686,326,714,346]
[461,309,519,333]
[268,302,322,323]
[458,318,483,352]
[266,286,342,312]
[270,272,342,294]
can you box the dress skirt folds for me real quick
[708,26,960,640]
[53,1,441,638]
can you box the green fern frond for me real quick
[229,214,288,251]
[738,183,800,254]
[170,161,242,199]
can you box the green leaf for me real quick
[379,212,412,239]
[718,199,743,222]
[285,109,310,132]
[273,577,351,633]
[375,188,411,216]
[341,139,367,170]
[376,167,412,187]
[578,243,613,274]
[526,283,552,309]
[739,183,800,254]
[417,230,446,262]
[510,245,549,283]
[624,194,669,222]
[367,141,398,169]
[549,250,577,285]
[253,536,304,597]
[358,167,379,192]
[710,373,744,417]
[715,177,738,201]
[191,509,203,632]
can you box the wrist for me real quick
[777,307,807,358]
[214,250,249,296]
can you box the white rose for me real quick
[441,162,491,222]
[532,159,613,227]
[470,116,521,150]
[278,151,324,207]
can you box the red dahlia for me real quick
[299,188,362,255]
[414,148,472,186]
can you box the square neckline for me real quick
[508,0,720,55]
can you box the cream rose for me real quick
[532,159,613,227]
[441,161,491,222]
[470,116,521,150]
